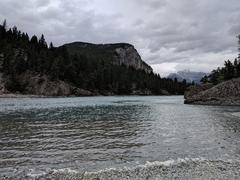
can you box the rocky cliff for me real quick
[63,42,153,73]
[184,78,240,105]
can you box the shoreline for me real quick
[0,93,183,98]
[0,94,48,98]
[184,98,240,106]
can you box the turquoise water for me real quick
[0,96,240,179]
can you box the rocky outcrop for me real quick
[184,83,214,100]
[63,42,153,73]
[114,45,153,73]
[184,78,240,105]
[2,72,94,97]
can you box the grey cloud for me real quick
[35,0,50,7]
[132,0,167,10]
[0,0,240,76]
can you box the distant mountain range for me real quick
[168,70,208,84]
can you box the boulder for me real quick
[72,88,93,96]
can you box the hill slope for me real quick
[0,22,187,96]
[63,42,153,73]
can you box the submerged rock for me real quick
[184,78,240,105]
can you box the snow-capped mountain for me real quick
[168,70,207,84]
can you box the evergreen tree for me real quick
[39,34,47,48]
[49,42,54,49]
[182,79,187,86]
[201,75,208,84]
[2,19,7,30]
[30,35,38,45]
[0,19,7,39]
[224,60,234,80]
[237,35,240,60]
[12,26,18,40]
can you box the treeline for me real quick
[201,59,240,85]
[201,35,240,85]
[0,20,187,95]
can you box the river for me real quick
[0,96,240,179]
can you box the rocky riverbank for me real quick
[0,72,95,97]
[184,78,240,105]
[0,72,170,97]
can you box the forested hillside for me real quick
[0,20,188,96]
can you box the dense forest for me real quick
[0,20,188,95]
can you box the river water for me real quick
[0,96,240,179]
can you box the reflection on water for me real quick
[0,96,240,178]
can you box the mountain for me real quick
[0,21,188,96]
[63,42,153,74]
[168,70,207,84]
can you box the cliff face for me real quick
[184,78,240,105]
[63,42,153,73]
[114,46,152,73]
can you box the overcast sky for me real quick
[1,0,240,76]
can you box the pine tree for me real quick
[30,35,38,45]
[39,34,47,48]
[49,42,54,49]
[12,26,18,40]
[25,33,29,42]
[2,19,7,31]
[0,19,7,39]
[235,59,240,77]
[237,35,240,60]
[224,60,234,80]
[201,75,208,83]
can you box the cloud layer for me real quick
[1,0,240,76]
